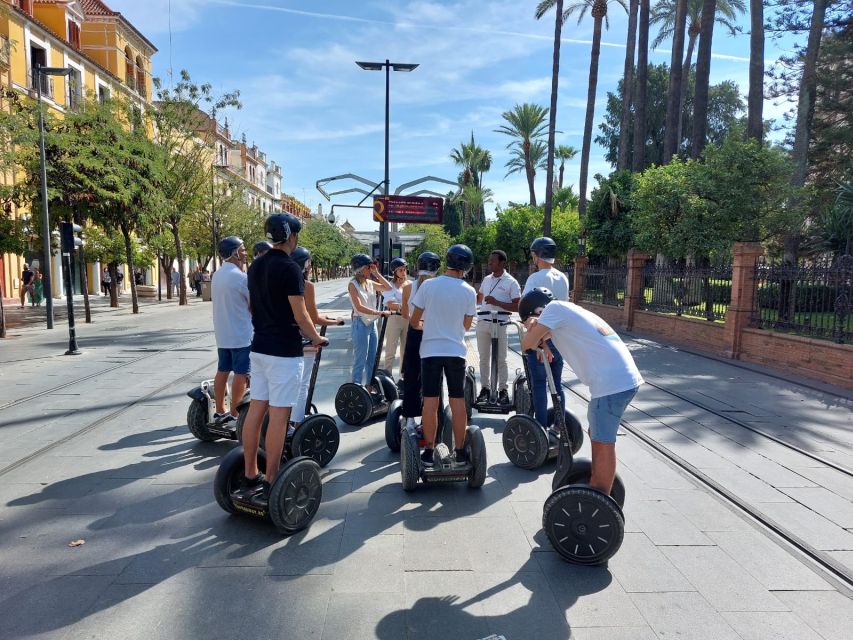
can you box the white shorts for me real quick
[249,352,304,408]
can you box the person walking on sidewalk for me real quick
[410,244,477,466]
[19,264,33,308]
[475,249,521,405]
[240,214,328,496]
[192,266,203,297]
[522,237,570,429]
[101,267,111,297]
[29,269,44,307]
[290,246,345,430]
[347,254,392,390]
[210,236,252,426]
[381,257,410,378]
[170,267,180,297]
[400,251,440,431]
[519,287,643,494]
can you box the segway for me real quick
[335,311,399,426]
[186,376,257,442]
[538,347,625,565]
[400,422,486,491]
[465,310,530,416]
[385,391,454,453]
[214,447,322,535]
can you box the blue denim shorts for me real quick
[217,346,251,375]
[587,386,639,444]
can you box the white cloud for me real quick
[106,0,207,35]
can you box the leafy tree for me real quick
[458,221,498,269]
[299,217,364,279]
[493,204,580,268]
[0,209,27,338]
[403,223,452,266]
[585,170,637,259]
[494,103,549,206]
[803,178,853,256]
[442,193,463,237]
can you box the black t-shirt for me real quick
[248,249,305,358]
[22,269,34,285]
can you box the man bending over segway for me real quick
[240,213,328,498]
[409,244,477,465]
[519,288,643,494]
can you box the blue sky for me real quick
[110,0,797,231]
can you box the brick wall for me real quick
[577,301,623,330]
[631,311,728,353]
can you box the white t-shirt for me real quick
[350,277,378,325]
[523,267,570,301]
[477,271,521,319]
[211,262,252,349]
[411,275,477,359]
[383,280,405,307]
[537,301,643,398]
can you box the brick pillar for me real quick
[572,256,588,303]
[623,249,647,331]
[723,242,764,359]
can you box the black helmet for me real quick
[218,236,244,260]
[446,244,474,274]
[519,287,555,322]
[417,251,441,274]
[253,241,272,258]
[291,246,311,271]
[530,236,557,261]
[389,257,407,273]
[264,213,302,244]
[351,254,373,271]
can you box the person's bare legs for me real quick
[213,370,230,414]
[264,405,293,481]
[589,441,616,495]
[421,396,440,447]
[230,373,248,417]
[449,397,468,448]
[242,399,269,478]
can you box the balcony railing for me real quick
[28,67,54,99]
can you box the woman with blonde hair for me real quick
[348,254,392,389]
[380,257,410,377]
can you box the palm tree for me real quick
[450,133,493,226]
[494,103,549,206]
[555,145,578,190]
[537,1,628,217]
[505,139,549,186]
[632,0,651,172]
[652,0,744,150]
[458,184,494,228]
[663,0,688,162]
[691,0,721,158]
[617,0,640,171]
[746,0,764,141]
[535,0,565,235]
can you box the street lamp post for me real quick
[35,65,72,329]
[355,59,418,274]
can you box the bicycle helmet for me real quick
[530,236,557,262]
[389,257,407,273]
[351,254,373,271]
[445,244,474,274]
[218,236,243,261]
[253,241,272,258]
[264,213,302,243]
[518,287,555,322]
[417,251,441,274]
[291,246,311,272]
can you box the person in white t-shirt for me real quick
[381,257,410,378]
[410,244,477,465]
[522,237,571,429]
[475,250,521,404]
[519,287,643,495]
[211,236,252,425]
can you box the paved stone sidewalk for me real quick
[0,286,850,639]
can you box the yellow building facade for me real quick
[1,0,156,302]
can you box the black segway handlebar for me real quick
[536,346,574,490]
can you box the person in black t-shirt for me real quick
[20,264,34,307]
[240,213,329,495]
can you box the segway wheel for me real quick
[502,414,549,470]
[187,398,219,442]
[563,459,626,508]
[464,367,476,419]
[335,383,372,426]
[513,375,532,417]
[213,446,266,514]
[376,373,399,403]
[400,427,420,491]
[466,426,487,489]
[547,407,584,455]
[234,404,250,442]
[291,414,340,468]
[543,486,624,565]
[269,457,322,535]
[385,400,404,452]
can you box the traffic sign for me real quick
[373,196,443,224]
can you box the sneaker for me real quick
[454,448,469,465]
[213,412,236,425]
[476,388,490,403]
[498,389,510,405]
[421,448,434,465]
[238,473,265,497]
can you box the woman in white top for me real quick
[381,257,411,377]
[348,254,392,388]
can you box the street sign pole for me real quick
[381,59,391,276]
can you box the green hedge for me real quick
[757,283,847,312]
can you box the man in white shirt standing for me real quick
[410,244,477,465]
[476,250,521,404]
[522,237,571,429]
[211,236,252,425]
[520,288,643,495]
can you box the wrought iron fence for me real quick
[752,255,852,344]
[640,263,732,321]
[581,263,627,307]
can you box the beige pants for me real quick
[383,314,409,376]
[476,323,508,391]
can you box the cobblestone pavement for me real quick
[0,280,850,639]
